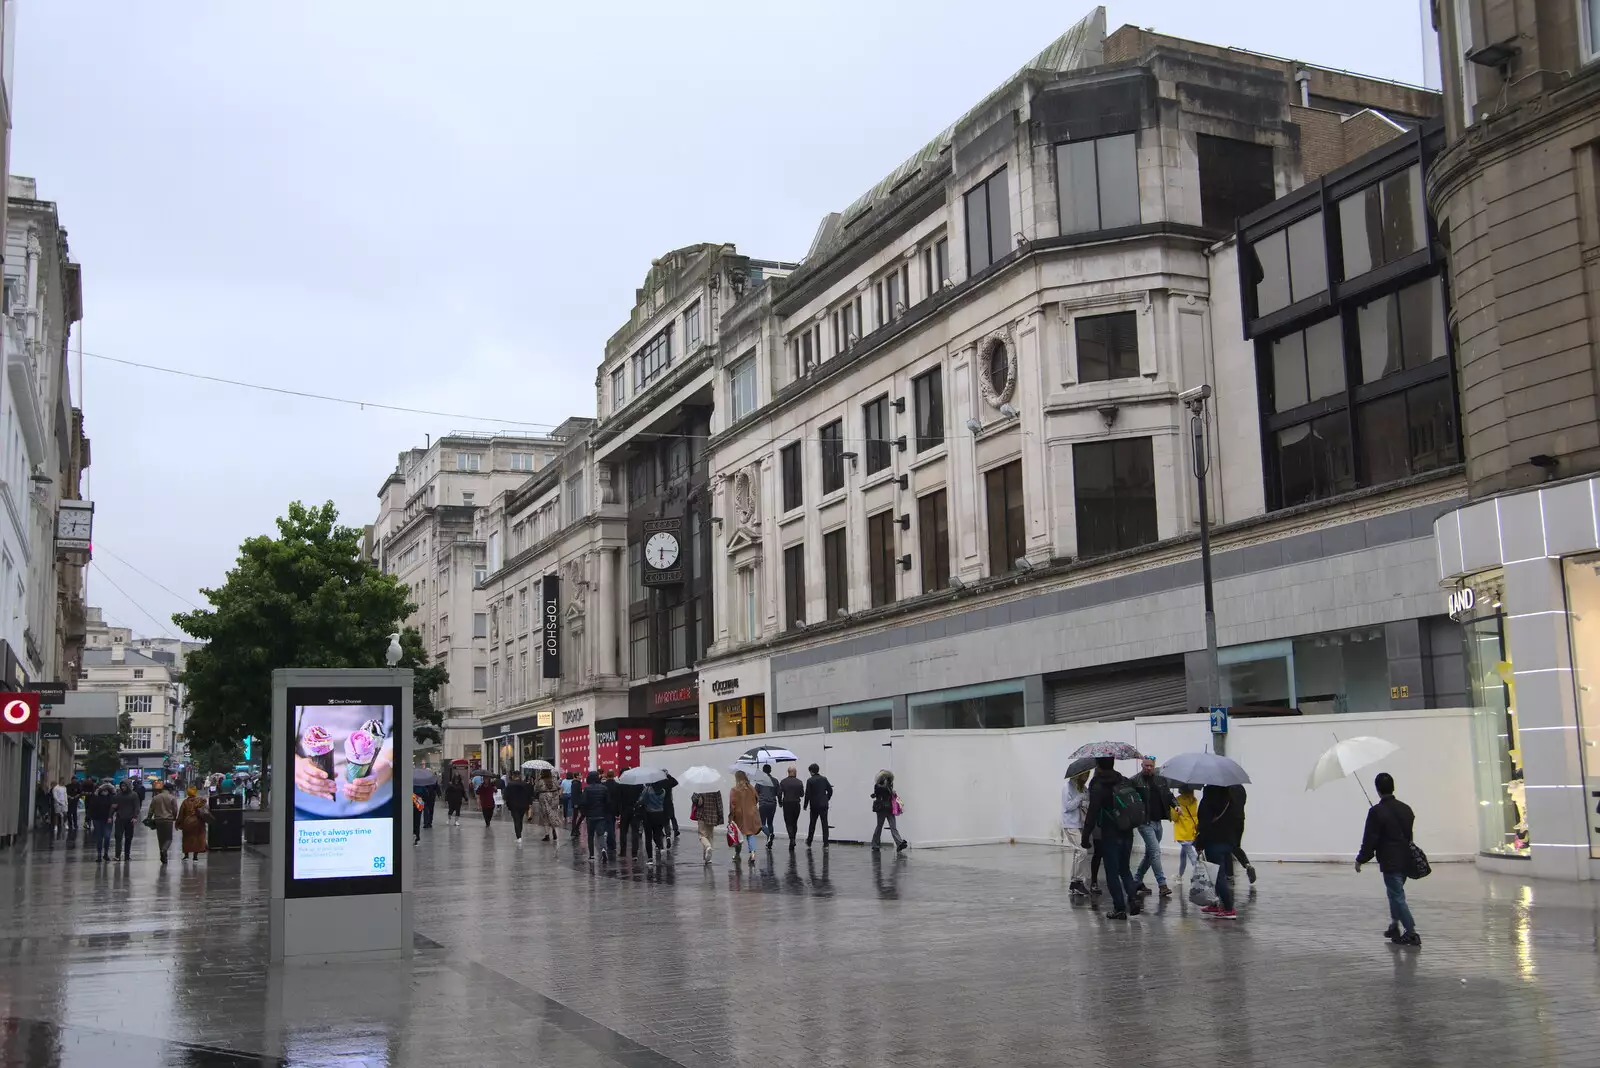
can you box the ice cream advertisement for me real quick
[291,703,395,881]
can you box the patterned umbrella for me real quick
[1068,741,1143,761]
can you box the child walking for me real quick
[1174,785,1199,880]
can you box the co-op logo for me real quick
[0,692,39,733]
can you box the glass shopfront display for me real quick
[710,696,766,739]
[1457,571,1526,856]
[1562,556,1600,859]
[830,699,893,733]
[1218,629,1391,714]
[909,680,1024,730]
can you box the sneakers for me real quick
[1159,885,1173,899]
[896,840,909,852]
[1382,923,1401,942]
[1246,864,1258,884]
[1200,904,1222,915]
[1106,909,1128,921]
[1133,884,1151,896]
[515,837,522,847]
[1068,880,1091,897]
[1210,909,1238,920]
[1089,883,1102,896]
[1397,932,1422,947]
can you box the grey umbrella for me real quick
[1064,756,1101,779]
[411,767,438,787]
[1159,751,1250,787]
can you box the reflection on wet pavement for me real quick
[6,818,1600,1066]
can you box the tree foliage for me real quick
[193,740,243,776]
[174,501,415,753]
[81,710,132,778]
[398,626,447,745]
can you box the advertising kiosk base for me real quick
[269,893,412,965]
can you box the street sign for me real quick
[24,681,66,706]
[39,721,62,740]
[0,692,40,732]
[1209,706,1228,735]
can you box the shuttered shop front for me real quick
[1047,660,1187,724]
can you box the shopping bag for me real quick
[1188,859,1215,906]
[726,820,741,847]
[891,795,904,817]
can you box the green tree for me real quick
[398,626,447,745]
[174,501,415,753]
[193,740,243,776]
[81,710,132,778]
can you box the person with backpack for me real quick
[1355,772,1421,946]
[1081,757,1142,919]
[636,779,668,867]
[1194,784,1242,920]
[1129,756,1176,900]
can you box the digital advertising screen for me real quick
[284,686,402,897]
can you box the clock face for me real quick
[644,531,680,570]
[57,508,92,541]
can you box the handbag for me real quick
[142,816,156,830]
[891,794,904,817]
[690,799,700,822]
[1406,842,1431,880]
[726,820,741,847]
[1188,856,1215,905]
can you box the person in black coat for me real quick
[582,771,614,861]
[444,775,466,827]
[1194,784,1243,919]
[777,767,805,851]
[1356,772,1420,946]
[1229,783,1257,885]
[1082,757,1140,919]
[616,777,644,859]
[84,783,114,861]
[660,771,680,841]
[803,764,833,848]
[501,772,534,844]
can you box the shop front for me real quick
[631,674,704,745]
[1436,475,1600,880]
[556,699,593,776]
[481,713,556,777]
[698,660,767,739]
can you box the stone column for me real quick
[598,547,618,678]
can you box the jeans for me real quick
[807,808,829,846]
[154,819,174,860]
[1383,871,1416,934]
[586,816,614,858]
[758,802,777,842]
[510,809,526,839]
[1135,822,1166,886]
[116,820,134,858]
[1177,841,1198,878]
[1204,842,1235,910]
[1102,831,1137,912]
[413,806,423,840]
[91,818,112,858]
[871,812,905,848]
[481,808,494,827]
[642,813,666,860]
[422,796,436,827]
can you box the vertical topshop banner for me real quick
[542,574,561,678]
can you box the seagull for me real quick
[385,633,403,667]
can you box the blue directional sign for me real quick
[1209,706,1228,734]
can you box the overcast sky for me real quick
[11,0,1435,641]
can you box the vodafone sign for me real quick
[0,692,39,733]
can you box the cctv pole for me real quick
[1190,395,1224,757]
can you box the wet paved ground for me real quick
[4,817,1600,1067]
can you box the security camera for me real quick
[1179,384,1212,407]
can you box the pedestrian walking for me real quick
[1062,770,1092,898]
[50,780,67,838]
[637,779,668,867]
[728,770,761,866]
[34,782,49,830]
[445,775,466,826]
[660,771,680,843]
[870,770,908,852]
[476,777,497,828]
[603,770,623,853]
[147,782,179,864]
[66,780,81,834]
[131,777,146,809]
[113,781,140,861]
[691,787,724,864]
[560,771,575,822]
[502,771,533,844]
[777,767,804,851]
[421,778,439,828]
[85,781,114,861]
[570,772,586,840]
[177,788,210,861]
[1229,783,1258,885]
[533,770,562,843]
[1083,757,1140,919]
[1130,756,1176,900]
[412,786,424,844]
[1173,785,1199,881]
[1194,784,1241,920]
[616,773,644,859]
[1356,772,1421,946]
[803,763,832,848]
[754,764,779,847]
[581,770,613,862]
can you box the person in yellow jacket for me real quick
[1173,785,1200,881]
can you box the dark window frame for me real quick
[1074,311,1141,383]
[780,442,803,512]
[964,166,1011,276]
[1072,437,1159,558]
[918,489,950,593]
[863,395,891,474]
[984,460,1026,577]
[823,528,848,620]
[1055,133,1140,235]
[867,509,897,608]
[819,420,845,494]
[633,325,673,390]
[783,543,806,629]
[912,366,944,452]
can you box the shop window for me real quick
[918,489,950,593]
[1356,277,1448,383]
[1075,311,1140,383]
[1270,318,1345,413]
[783,543,806,629]
[1563,559,1600,858]
[984,460,1026,576]
[1457,574,1524,856]
[1338,164,1427,279]
[823,528,848,619]
[711,696,766,739]
[1073,438,1157,558]
[868,509,897,608]
[830,698,893,733]
[629,618,650,679]
[1274,412,1355,507]
[820,419,845,493]
[965,165,1011,275]
[913,366,944,451]
[909,680,1024,729]
[863,395,891,474]
[1197,134,1276,232]
[1056,134,1139,235]
[1219,629,1393,716]
[780,442,803,511]
[1251,213,1327,317]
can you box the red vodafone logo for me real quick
[0,692,39,733]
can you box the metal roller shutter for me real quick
[1048,663,1188,724]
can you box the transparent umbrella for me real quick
[617,766,669,785]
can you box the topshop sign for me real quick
[542,575,561,678]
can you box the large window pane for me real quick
[1275,413,1354,506]
[1074,438,1157,558]
[868,510,896,607]
[987,167,1011,266]
[820,420,844,493]
[985,461,1025,575]
[823,528,848,619]
[1357,392,1408,485]
[1304,317,1345,402]
[783,543,805,629]
[1197,134,1275,230]
[1097,134,1140,228]
[1253,230,1291,316]
[909,681,1025,730]
[1059,140,1100,235]
[1076,311,1140,382]
[1271,331,1308,412]
[913,367,944,451]
[780,443,803,511]
[1339,165,1426,280]
[966,176,993,274]
[729,354,757,421]
[1360,377,1458,484]
[1359,277,1448,383]
[1287,214,1328,301]
[863,396,890,474]
[918,489,950,592]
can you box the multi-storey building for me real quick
[372,430,569,765]
[1427,0,1600,879]
[696,11,1463,749]
[78,643,180,777]
[587,244,795,760]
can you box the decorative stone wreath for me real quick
[977,328,1017,409]
[733,467,758,527]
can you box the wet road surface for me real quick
[4,817,1600,1066]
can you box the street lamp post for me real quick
[1182,385,1223,756]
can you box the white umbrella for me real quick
[680,766,723,788]
[1159,752,1250,787]
[521,759,556,773]
[729,764,776,787]
[1307,736,1399,802]
[618,766,669,785]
